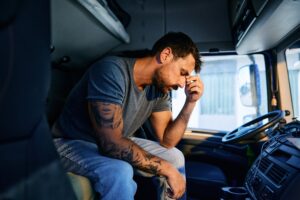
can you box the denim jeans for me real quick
[53,137,186,200]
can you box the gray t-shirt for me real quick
[55,56,171,142]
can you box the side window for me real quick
[285,41,300,118]
[172,54,267,131]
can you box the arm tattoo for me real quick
[90,102,122,129]
[98,138,162,175]
[90,102,162,175]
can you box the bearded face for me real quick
[152,53,196,94]
[152,68,170,94]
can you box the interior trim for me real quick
[183,131,223,140]
[236,0,300,54]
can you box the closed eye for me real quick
[180,69,189,76]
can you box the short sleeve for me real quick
[87,59,126,106]
[152,93,171,112]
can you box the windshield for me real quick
[172,54,267,131]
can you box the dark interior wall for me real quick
[113,0,234,53]
[165,0,233,51]
[113,0,166,51]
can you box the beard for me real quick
[152,71,168,93]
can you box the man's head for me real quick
[151,32,201,73]
[151,32,202,93]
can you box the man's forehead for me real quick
[182,55,196,74]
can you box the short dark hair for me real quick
[151,32,202,73]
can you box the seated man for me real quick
[52,32,203,200]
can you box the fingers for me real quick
[185,76,197,85]
[174,185,185,199]
[167,185,185,199]
[185,75,202,89]
[185,75,204,101]
[167,175,186,199]
[171,183,185,199]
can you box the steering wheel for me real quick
[222,110,285,143]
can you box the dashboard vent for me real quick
[258,157,271,172]
[258,157,289,185]
[267,164,288,185]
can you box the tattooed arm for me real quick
[88,101,185,199]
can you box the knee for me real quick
[92,160,137,199]
[115,161,135,180]
[93,160,137,193]
[104,160,135,183]
[165,147,185,169]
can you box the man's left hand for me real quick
[185,75,204,103]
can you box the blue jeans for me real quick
[53,137,186,200]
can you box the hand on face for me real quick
[185,75,204,103]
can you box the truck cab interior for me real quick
[1,0,300,200]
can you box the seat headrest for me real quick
[0,0,21,28]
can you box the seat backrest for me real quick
[0,0,48,141]
[0,0,76,199]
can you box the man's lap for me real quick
[53,137,185,176]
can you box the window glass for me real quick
[285,42,300,118]
[172,54,267,131]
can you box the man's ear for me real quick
[159,47,173,63]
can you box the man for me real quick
[52,32,204,200]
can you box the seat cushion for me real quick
[67,172,95,200]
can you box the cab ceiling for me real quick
[113,0,234,53]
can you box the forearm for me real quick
[97,135,175,177]
[162,100,196,148]
[161,75,203,148]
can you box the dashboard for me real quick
[245,120,300,200]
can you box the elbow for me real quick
[97,144,111,156]
[96,139,119,157]
[159,135,177,149]
[160,141,176,149]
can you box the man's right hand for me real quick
[166,166,186,199]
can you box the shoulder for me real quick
[86,56,130,103]
[89,56,133,75]
[96,56,131,68]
